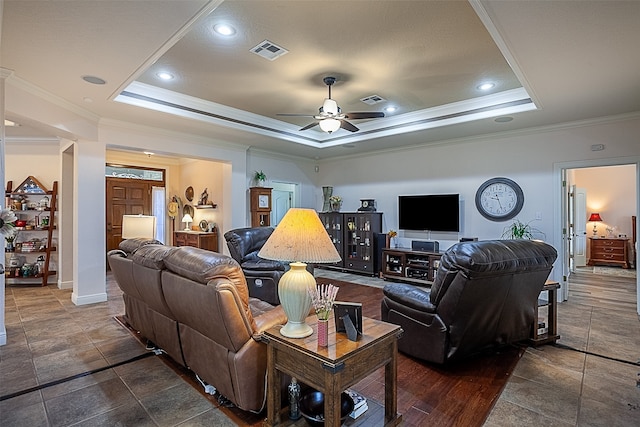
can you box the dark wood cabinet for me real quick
[381,248,442,285]
[588,237,629,268]
[174,230,218,252]
[318,212,382,275]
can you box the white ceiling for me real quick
[2,0,640,159]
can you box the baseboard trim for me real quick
[72,292,107,306]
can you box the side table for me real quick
[262,316,403,427]
[530,280,560,346]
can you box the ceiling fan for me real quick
[278,76,385,133]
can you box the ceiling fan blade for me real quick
[300,122,319,131]
[340,120,359,132]
[344,112,385,119]
[277,113,315,117]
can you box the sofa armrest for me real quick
[383,283,437,313]
[252,305,287,336]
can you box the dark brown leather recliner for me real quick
[224,227,286,305]
[381,239,557,364]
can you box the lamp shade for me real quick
[259,208,341,338]
[588,213,603,222]
[122,215,156,239]
[258,208,341,263]
[319,118,341,133]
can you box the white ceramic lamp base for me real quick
[278,262,315,338]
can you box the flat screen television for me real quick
[398,194,460,232]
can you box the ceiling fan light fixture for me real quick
[319,118,341,133]
[322,98,339,115]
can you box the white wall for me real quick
[574,164,636,238]
[316,116,640,257]
[247,149,317,217]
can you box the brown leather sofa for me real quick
[381,239,557,364]
[108,238,287,412]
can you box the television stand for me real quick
[382,248,442,286]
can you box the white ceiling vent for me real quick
[250,40,289,61]
[360,95,386,105]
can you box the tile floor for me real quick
[1,269,639,426]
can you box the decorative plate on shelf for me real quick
[199,220,208,231]
[185,186,194,202]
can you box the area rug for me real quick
[115,277,523,427]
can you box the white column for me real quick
[0,68,11,345]
[71,138,107,305]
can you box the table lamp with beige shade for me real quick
[121,214,156,240]
[258,208,341,338]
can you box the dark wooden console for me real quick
[382,248,442,285]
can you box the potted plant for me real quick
[254,170,267,187]
[501,219,545,240]
[329,195,342,212]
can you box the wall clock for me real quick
[475,177,524,221]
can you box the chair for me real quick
[224,227,286,305]
[381,239,557,364]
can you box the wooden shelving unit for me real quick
[5,177,58,286]
[381,248,442,286]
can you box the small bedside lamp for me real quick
[258,208,341,338]
[182,213,193,231]
[588,213,603,236]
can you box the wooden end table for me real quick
[262,316,403,427]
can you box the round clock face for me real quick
[475,177,524,221]
[362,200,368,207]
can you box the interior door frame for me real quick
[554,156,640,314]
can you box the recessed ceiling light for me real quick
[4,119,19,127]
[157,72,174,81]
[83,97,93,103]
[477,82,495,91]
[82,75,106,85]
[384,106,397,113]
[494,116,514,123]
[213,23,236,36]
[143,151,154,157]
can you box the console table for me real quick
[588,237,630,268]
[262,316,403,427]
[174,230,218,252]
[382,248,442,285]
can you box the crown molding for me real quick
[6,74,100,124]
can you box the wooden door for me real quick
[106,178,152,251]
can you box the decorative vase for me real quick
[256,179,265,187]
[322,186,333,212]
[317,319,329,347]
[330,201,341,212]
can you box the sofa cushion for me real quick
[119,237,163,254]
[163,246,250,306]
[430,239,557,305]
[130,244,176,270]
